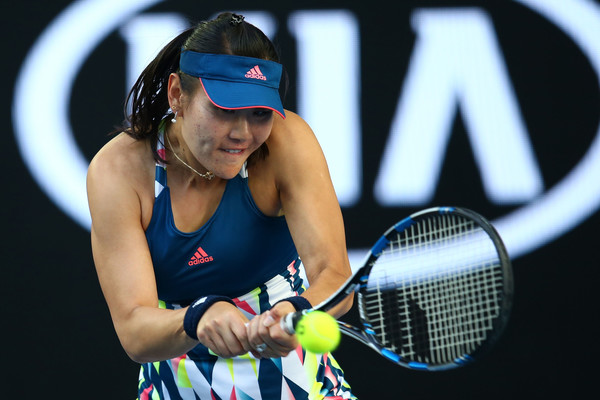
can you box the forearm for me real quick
[115,306,197,363]
[302,264,353,318]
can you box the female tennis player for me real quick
[86,12,356,399]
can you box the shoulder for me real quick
[87,133,156,213]
[266,110,322,162]
[88,133,153,183]
[246,111,324,215]
[264,110,330,189]
[270,110,314,142]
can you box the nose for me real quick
[229,114,251,141]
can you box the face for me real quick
[176,81,275,180]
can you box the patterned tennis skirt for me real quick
[137,261,357,400]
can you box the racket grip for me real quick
[281,311,305,334]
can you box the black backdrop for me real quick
[4,1,600,398]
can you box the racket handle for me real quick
[281,311,305,334]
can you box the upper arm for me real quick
[86,143,158,332]
[269,113,351,296]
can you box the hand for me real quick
[196,301,253,358]
[246,301,298,358]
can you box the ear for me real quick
[167,73,183,112]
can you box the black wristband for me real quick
[183,295,235,340]
[273,295,312,311]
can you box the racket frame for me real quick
[284,207,513,371]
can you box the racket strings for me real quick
[362,214,505,366]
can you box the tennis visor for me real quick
[179,51,285,118]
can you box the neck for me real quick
[165,128,215,181]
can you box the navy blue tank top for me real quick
[145,132,298,304]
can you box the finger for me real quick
[201,319,246,358]
[248,315,268,345]
[246,314,279,357]
[258,321,296,356]
[257,341,293,359]
[249,349,263,359]
[248,311,296,358]
[219,323,251,357]
[202,334,231,358]
[262,311,276,328]
[246,319,268,358]
[230,320,253,353]
[272,324,299,355]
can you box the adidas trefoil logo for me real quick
[245,65,267,81]
[188,246,214,266]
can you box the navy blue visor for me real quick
[179,51,285,118]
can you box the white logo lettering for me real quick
[12,0,162,229]
[288,10,362,206]
[374,8,543,206]
[11,0,600,264]
[493,0,600,257]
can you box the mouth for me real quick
[222,148,245,155]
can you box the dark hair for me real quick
[120,12,286,163]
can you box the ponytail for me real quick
[120,27,193,162]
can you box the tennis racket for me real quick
[282,206,513,371]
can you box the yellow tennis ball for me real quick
[296,311,341,354]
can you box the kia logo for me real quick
[12,0,600,263]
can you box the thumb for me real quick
[262,310,277,327]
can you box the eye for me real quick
[219,107,235,114]
[209,103,233,114]
[253,109,273,118]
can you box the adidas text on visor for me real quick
[179,51,285,119]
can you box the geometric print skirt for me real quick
[137,260,357,400]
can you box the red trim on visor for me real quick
[198,78,286,119]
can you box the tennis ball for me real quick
[296,311,341,354]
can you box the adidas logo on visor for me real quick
[245,65,266,81]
